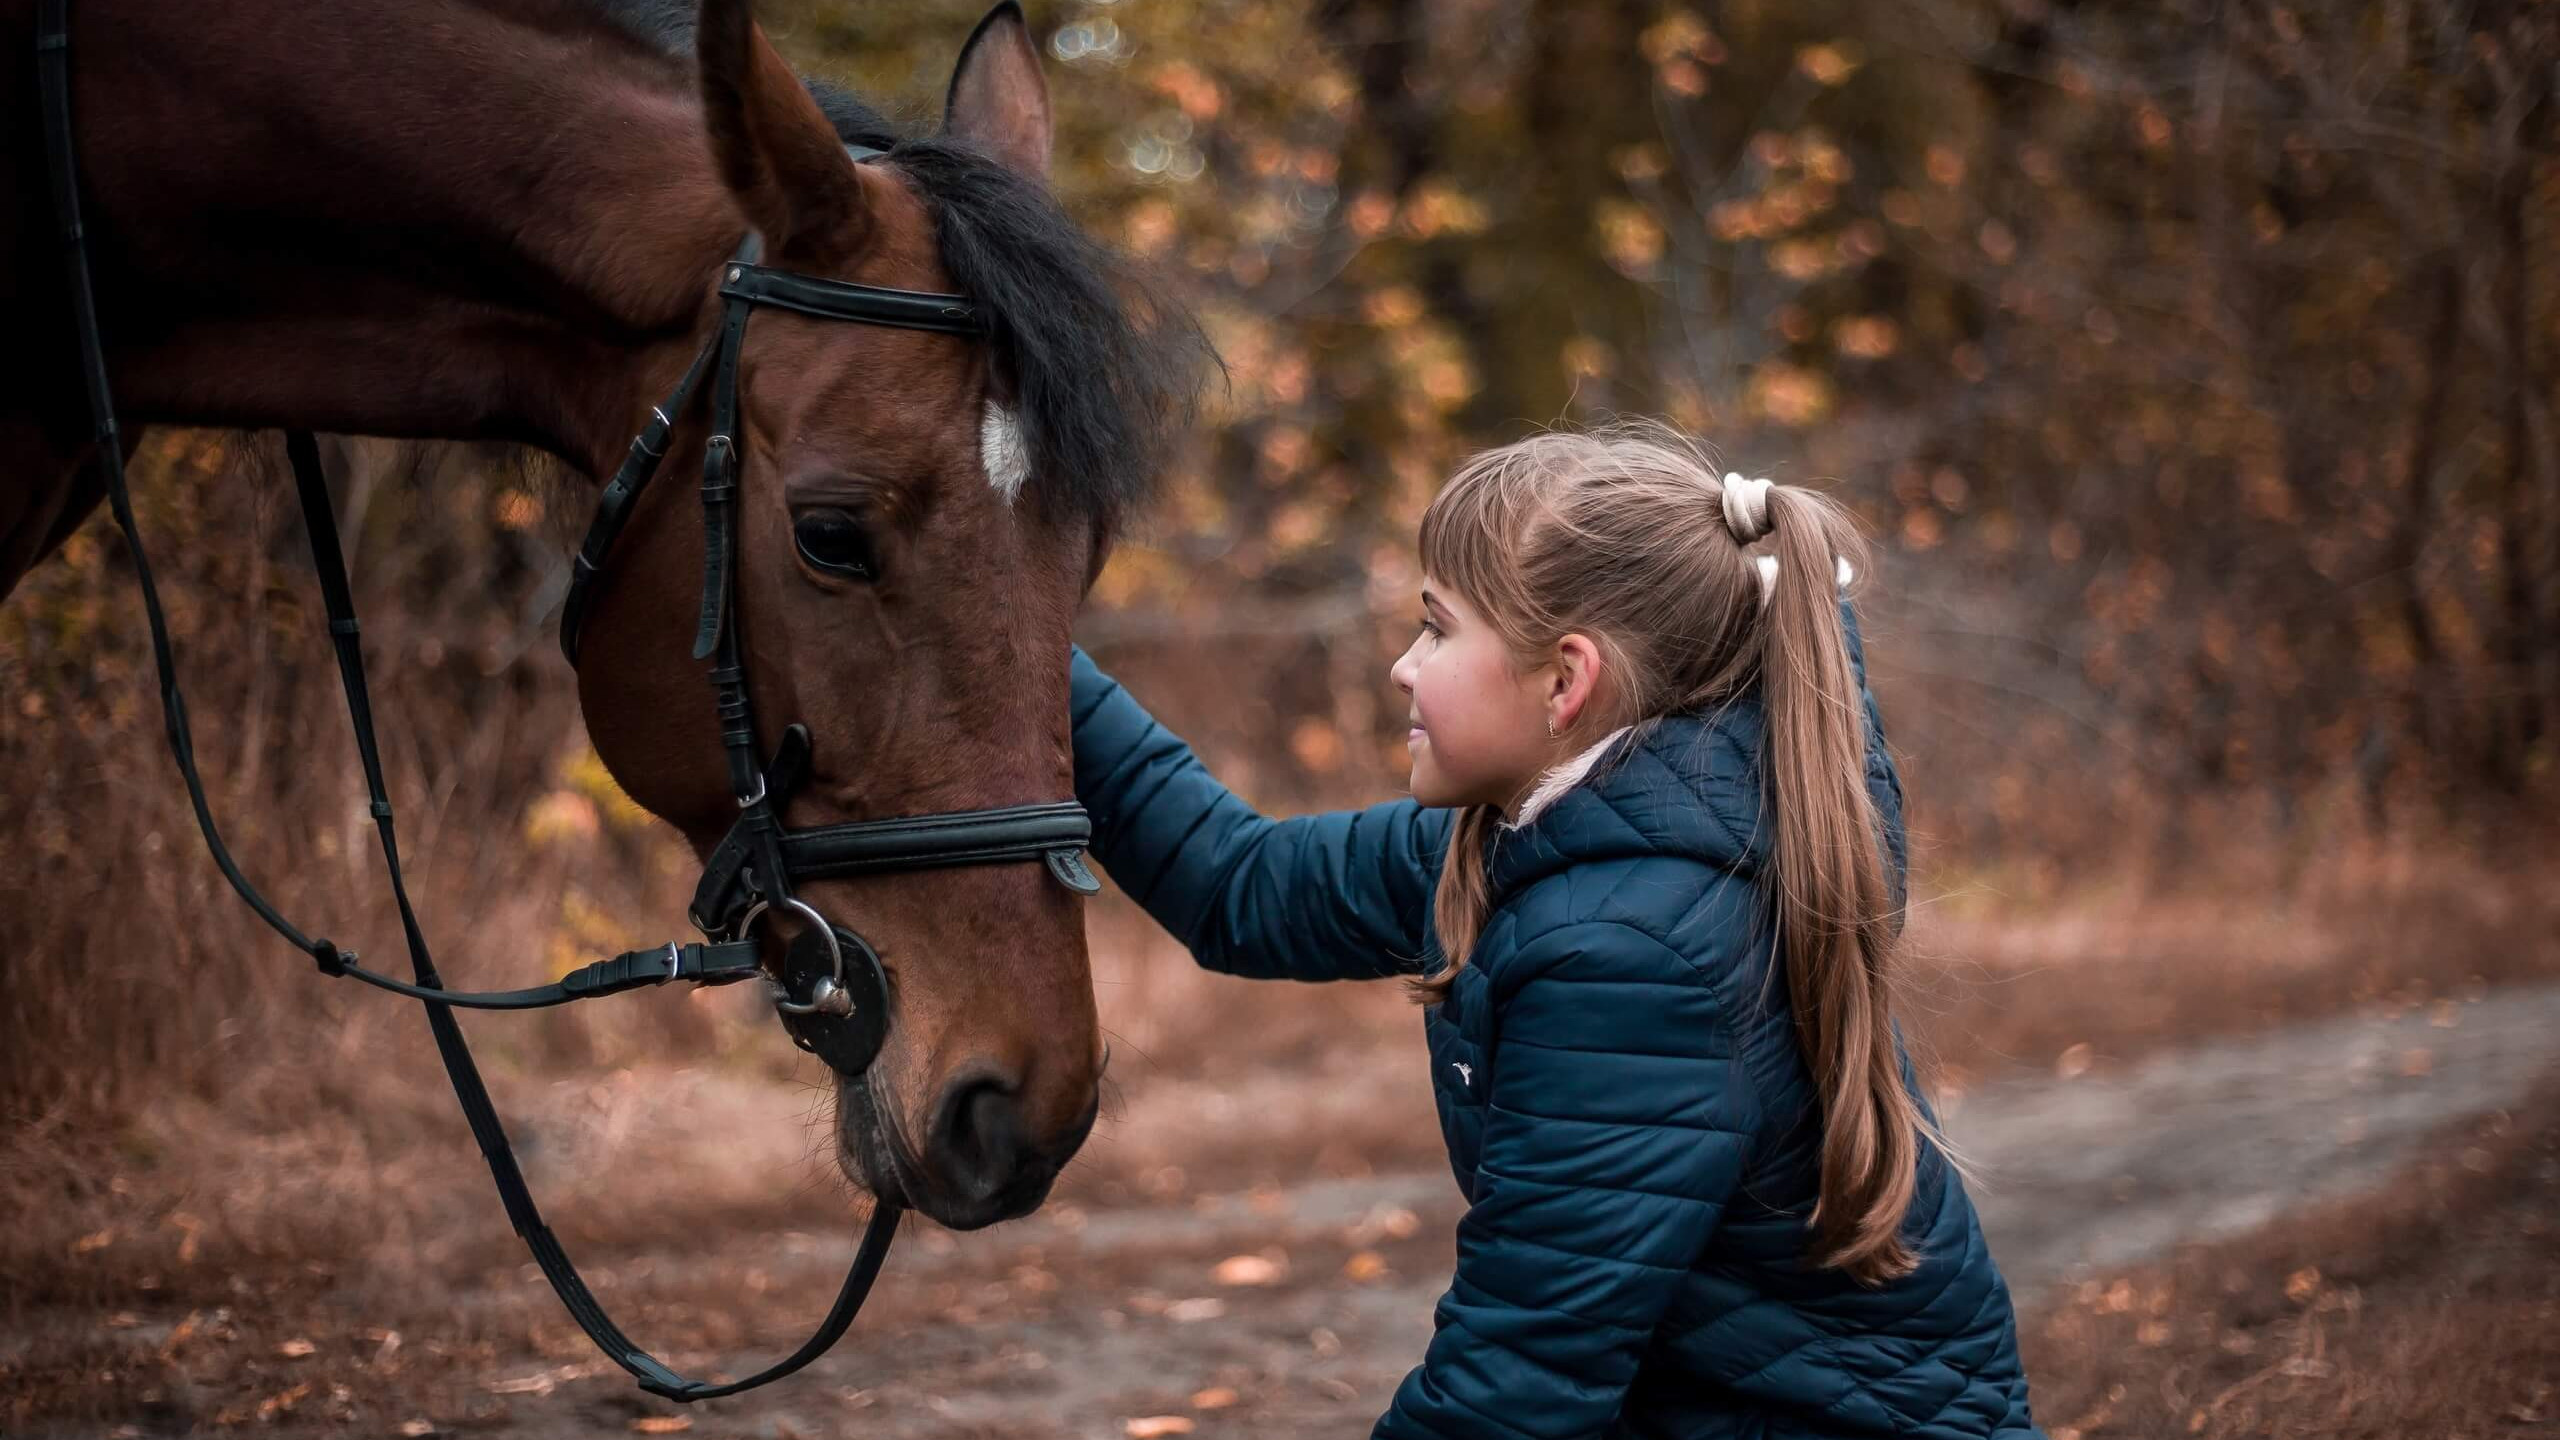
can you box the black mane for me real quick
[592,0,1212,533]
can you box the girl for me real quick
[1069,420,2041,1440]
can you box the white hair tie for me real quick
[1753,553,1859,606]
[1721,472,1774,544]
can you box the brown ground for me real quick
[5,912,2555,1440]
[2021,1072,2560,1440]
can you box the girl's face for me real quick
[1390,581,1561,814]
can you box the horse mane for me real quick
[588,0,1212,535]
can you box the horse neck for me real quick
[73,0,741,478]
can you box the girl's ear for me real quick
[1550,633,1605,734]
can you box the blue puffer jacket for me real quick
[1068,615,2041,1440]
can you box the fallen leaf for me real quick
[1213,1253,1283,1286]
[277,1338,317,1359]
[2398,1047,2433,1077]
[2054,1043,2094,1080]
[1164,1297,1226,1323]
[168,1212,203,1265]
[71,1229,115,1255]
[486,1374,556,1397]
[2283,1266,2322,1302]
[256,1382,313,1420]
[1190,1387,1240,1410]
[630,1419,693,1435]
[1343,1251,1389,1282]
[105,1311,141,1329]
[1125,1418,1194,1438]
[159,1312,200,1359]
[397,1421,436,1438]
[2135,1320,2171,1347]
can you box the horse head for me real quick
[570,0,1200,1229]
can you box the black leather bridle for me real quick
[563,226,1101,1079]
[38,0,1099,1402]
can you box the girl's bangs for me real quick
[1416,460,1521,619]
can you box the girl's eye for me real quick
[793,509,879,581]
[1418,616,1441,637]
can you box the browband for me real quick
[558,145,983,667]
[719,264,982,334]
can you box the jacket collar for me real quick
[1504,726,1634,830]
[1482,698,1770,905]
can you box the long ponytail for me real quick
[1759,487,1924,1285]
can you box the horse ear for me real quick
[698,0,871,261]
[943,2,1052,183]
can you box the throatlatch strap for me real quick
[559,322,725,668]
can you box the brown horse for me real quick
[1,0,1203,1232]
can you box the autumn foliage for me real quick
[2,2,2554,1431]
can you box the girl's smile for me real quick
[1390,580,1601,817]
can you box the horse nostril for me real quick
[930,1072,1026,1205]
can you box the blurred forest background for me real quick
[5,0,2556,1436]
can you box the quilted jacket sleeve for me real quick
[1373,915,1758,1440]
[1070,646,1452,981]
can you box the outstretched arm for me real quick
[1072,646,1454,982]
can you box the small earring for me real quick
[1546,716,1559,739]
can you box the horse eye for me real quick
[792,509,878,581]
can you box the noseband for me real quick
[39,0,1096,1403]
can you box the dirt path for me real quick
[19,985,2559,1439]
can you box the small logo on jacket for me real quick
[1451,1062,1472,1085]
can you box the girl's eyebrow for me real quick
[1420,588,1447,616]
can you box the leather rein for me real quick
[37,0,1100,1403]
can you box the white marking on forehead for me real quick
[981,402,1029,504]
